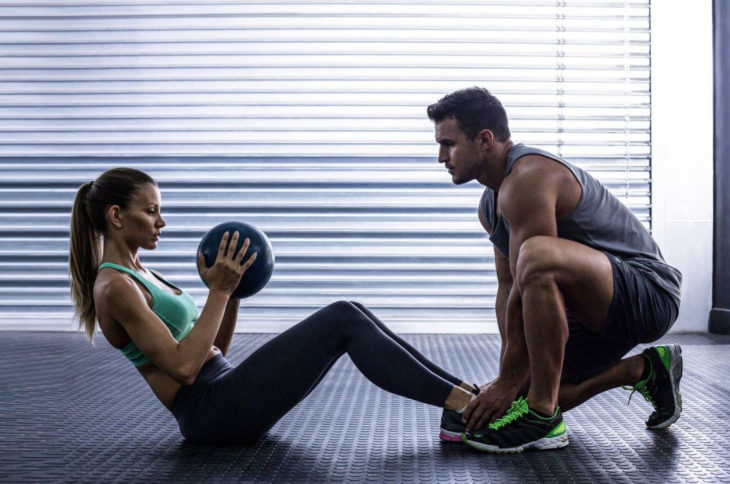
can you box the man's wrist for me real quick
[493,373,526,391]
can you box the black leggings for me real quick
[171,301,463,444]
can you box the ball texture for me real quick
[197,221,275,298]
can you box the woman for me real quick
[69,167,477,444]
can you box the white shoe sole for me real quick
[461,433,569,453]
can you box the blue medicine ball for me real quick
[197,221,275,299]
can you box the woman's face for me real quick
[118,183,166,250]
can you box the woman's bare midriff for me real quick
[138,347,221,410]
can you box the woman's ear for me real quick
[106,204,123,230]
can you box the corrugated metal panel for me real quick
[0,0,651,332]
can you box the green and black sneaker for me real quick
[461,397,568,453]
[624,344,683,430]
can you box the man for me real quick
[428,87,683,453]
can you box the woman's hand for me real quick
[197,231,257,297]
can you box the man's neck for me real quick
[477,139,514,190]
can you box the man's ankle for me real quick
[527,400,557,418]
[638,354,652,381]
[631,353,652,384]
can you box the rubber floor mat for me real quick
[1,332,729,483]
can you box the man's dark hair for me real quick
[427,87,511,141]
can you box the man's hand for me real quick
[462,379,521,431]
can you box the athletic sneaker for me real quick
[439,409,466,442]
[624,344,683,430]
[439,384,480,442]
[461,397,569,453]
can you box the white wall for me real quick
[651,0,714,331]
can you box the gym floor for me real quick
[2,332,729,483]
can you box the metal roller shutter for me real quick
[0,1,651,332]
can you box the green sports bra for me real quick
[98,262,199,367]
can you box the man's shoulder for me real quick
[501,157,563,198]
[509,153,572,178]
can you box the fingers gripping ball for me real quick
[197,221,275,298]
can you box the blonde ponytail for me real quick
[69,182,101,341]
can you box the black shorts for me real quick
[561,254,680,384]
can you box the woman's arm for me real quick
[99,275,230,385]
[214,298,240,356]
[100,232,255,385]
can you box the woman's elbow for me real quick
[181,375,196,386]
[161,358,197,386]
[178,363,199,386]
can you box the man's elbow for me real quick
[497,276,514,289]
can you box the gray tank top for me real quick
[479,143,682,300]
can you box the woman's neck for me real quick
[101,239,143,271]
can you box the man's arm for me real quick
[497,162,560,381]
[502,170,559,279]
[463,160,561,430]
[477,203,513,359]
[493,247,512,369]
[464,278,530,430]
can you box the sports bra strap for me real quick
[97,262,159,295]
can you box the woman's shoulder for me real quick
[94,269,150,312]
[95,266,132,291]
[93,270,138,344]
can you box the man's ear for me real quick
[477,129,494,152]
[107,204,123,230]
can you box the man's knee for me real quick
[515,236,561,290]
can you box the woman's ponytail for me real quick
[69,182,101,341]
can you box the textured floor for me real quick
[2,331,730,483]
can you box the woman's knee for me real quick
[323,300,363,326]
[324,300,374,335]
[326,300,359,315]
[307,301,353,332]
[348,300,366,312]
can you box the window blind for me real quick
[0,0,651,332]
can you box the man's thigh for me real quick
[519,236,613,333]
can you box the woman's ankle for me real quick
[445,386,475,412]
[460,381,478,393]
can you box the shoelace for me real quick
[623,379,656,409]
[623,357,659,409]
[489,397,529,430]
